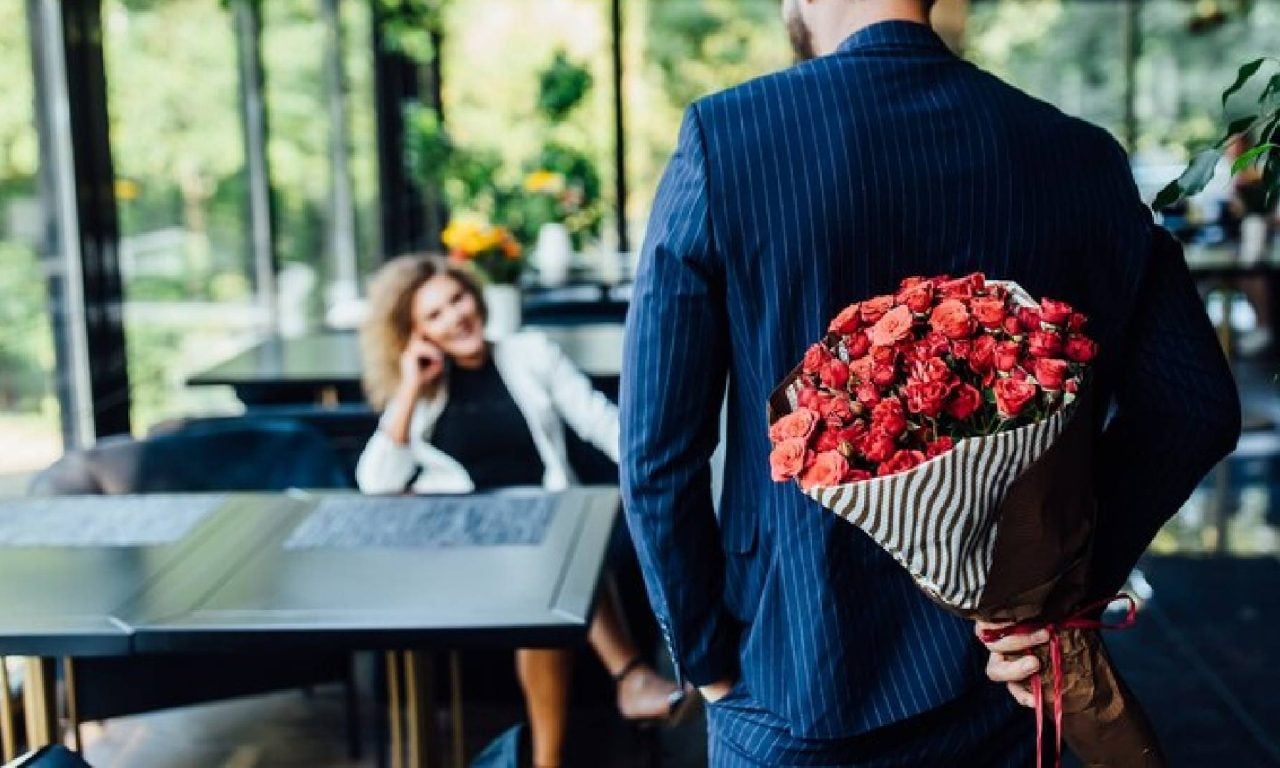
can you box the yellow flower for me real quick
[524,169,566,195]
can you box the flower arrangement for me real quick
[440,218,524,285]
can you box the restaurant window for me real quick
[0,1,63,487]
[103,0,255,431]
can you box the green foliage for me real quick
[1154,56,1280,210]
[375,0,447,63]
[0,242,54,411]
[537,49,593,122]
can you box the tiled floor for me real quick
[20,360,1280,767]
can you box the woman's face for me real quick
[410,274,486,361]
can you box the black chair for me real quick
[26,419,361,758]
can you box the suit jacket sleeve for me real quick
[620,105,738,686]
[1091,226,1242,595]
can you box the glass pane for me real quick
[965,0,1129,141]
[104,0,257,431]
[441,0,614,257]
[628,0,791,246]
[0,1,64,487]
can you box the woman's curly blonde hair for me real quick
[360,254,487,410]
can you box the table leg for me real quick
[403,650,436,768]
[62,658,82,753]
[22,658,56,749]
[449,651,464,768]
[0,657,16,761]
[386,651,404,768]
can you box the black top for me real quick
[430,352,546,490]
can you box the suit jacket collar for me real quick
[835,20,949,56]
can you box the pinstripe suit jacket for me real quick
[620,20,1240,741]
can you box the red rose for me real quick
[1068,313,1087,332]
[915,332,951,359]
[1002,316,1022,336]
[846,331,872,359]
[799,450,850,490]
[950,339,972,360]
[848,355,874,385]
[836,422,869,453]
[929,299,975,340]
[904,380,950,418]
[845,469,873,483]
[878,449,927,477]
[1064,378,1079,394]
[898,276,927,292]
[970,295,1007,328]
[969,335,997,373]
[871,398,908,438]
[994,340,1022,372]
[871,344,898,366]
[814,429,841,453]
[854,381,881,406]
[1027,330,1064,359]
[1033,358,1069,391]
[769,407,820,444]
[862,429,897,463]
[769,438,810,481]
[870,363,896,388]
[1064,335,1098,363]
[911,358,953,385]
[820,359,851,390]
[1017,307,1043,332]
[828,303,862,334]
[897,281,936,313]
[860,295,894,323]
[820,394,855,426]
[796,386,822,410]
[803,343,832,374]
[926,436,955,458]
[870,305,916,348]
[994,378,1038,419]
[946,383,983,420]
[1039,298,1074,326]
[938,274,981,299]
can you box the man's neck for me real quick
[813,1,930,57]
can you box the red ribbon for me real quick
[979,594,1138,768]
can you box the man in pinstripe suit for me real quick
[620,0,1241,764]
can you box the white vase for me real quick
[534,222,574,287]
[483,283,522,338]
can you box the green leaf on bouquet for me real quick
[1152,148,1222,209]
[1223,58,1267,107]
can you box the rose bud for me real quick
[799,450,850,491]
[946,383,983,420]
[769,438,810,482]
[993,378,1038,419]
[1017,307,1043,332]
[828,303,862,334]
[1033,358,1069,391]
[820,359,851,390]
[1027,330,1064,358]
[1064,378,1079,394]
[970,295,1007,328]
[1039,298,1074,326]
[994,340,1022,372]
[803,343,832,374]
[860,295,894,323]
[769,407,820,444]
[1064,335,1098,363]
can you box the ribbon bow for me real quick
[980,594,1138,768]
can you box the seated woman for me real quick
[355,254,688,767]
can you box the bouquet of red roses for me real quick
[767,273,1163,768]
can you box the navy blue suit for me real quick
[620,20,1240,766]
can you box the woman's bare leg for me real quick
[516,647,572,767]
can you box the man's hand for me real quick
[975,621,1050,708]
[699,678,735,704]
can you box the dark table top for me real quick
[0,489,618,657]
[188,324,625,390]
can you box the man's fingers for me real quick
[982,629,1050,655]
[985,652,1040,683]
[1007,681,1037,708]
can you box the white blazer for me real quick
[356,329,620,494]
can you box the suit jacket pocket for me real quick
[721,509,764,624]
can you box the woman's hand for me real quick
[398,336,446,397]
[975,621,1049,708]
